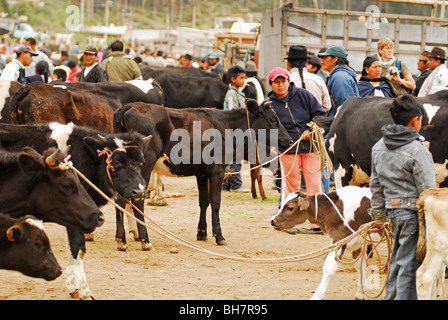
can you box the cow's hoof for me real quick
[141,241,153,251]
[116,240,128,251]
[197,235,208,242]
[84,233,94,241]
[129,230,139,241]
[216,240,227,246]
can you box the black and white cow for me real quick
[315,91,448,188]
[271,186,379,300]
[0,122,151,299]
[0,213,62,281]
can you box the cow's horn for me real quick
[62,145,71,154]
[45,149,61,167]
[143,135,153,143]
[97,134,108,142]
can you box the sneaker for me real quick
[230,187,250,193]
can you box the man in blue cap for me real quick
[318,45,359,116]
[207,52,224,75]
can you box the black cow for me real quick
[56,79,165,107]
[0,123,151,299]
[114,99,292,245]
[141,65,220,81]
[0,213,62,281]
[315,91,448,188]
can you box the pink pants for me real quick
[279,153,322,229]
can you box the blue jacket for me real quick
[358,77,396,98]
[268,83,326,154]
[326,65,359,108]
[370,124,436,219]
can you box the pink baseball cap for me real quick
[269,67,290,82]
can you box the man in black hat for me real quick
[179,53,193,67]
[79,46,108,83]
[418,47,448,97]
[285,45,331,113]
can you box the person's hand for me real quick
[270,146,279,156]
[300,130,311,141]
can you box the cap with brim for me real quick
[208,52,220,59]
[317,45,348,59]
[269,67,290,82]
[182,53,192,60]
[83,46,98,55]
[428,47,446,61]
[16,45,38,57]
[307,55,321,67]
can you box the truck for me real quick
[0,15,36,39]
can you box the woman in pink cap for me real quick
[268,67,326,233]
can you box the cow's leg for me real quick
[311,248,343,300]
[210,173,226,245]
[132,198,152,251]
[256,169,267,200]
[417,251,445,299]
[250,165,258,199]
[352,249,366,300]
[196,175,210,241]
[65,228,92,300]
[115,197,128,251]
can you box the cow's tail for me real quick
[113,104,133,133]
[9,85,32,124]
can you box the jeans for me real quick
[222,163,242,190]
[383,208,419,300]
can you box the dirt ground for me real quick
[0,165,446,301]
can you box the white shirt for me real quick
[0,59,25,81]
[25,50,54,77]
[418,64,448,97]
[83,62,98,77]
[289,67,331,112]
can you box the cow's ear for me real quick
[83,137,106,157]
[18,151,44,177]
[297,193,310,211]
[246,98,260,115]
[6,225,22,242]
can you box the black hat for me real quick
[285,45,308,61]
[428,47,446,61]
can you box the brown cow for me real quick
[10,82,119,133]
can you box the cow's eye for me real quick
[287,207,294,211]
[34,241,44,251]
[59,183,77,195]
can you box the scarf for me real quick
[379,56,395,69]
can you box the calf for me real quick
[416,188,448,300]
[0,213,62,281]
[270,186,376,300]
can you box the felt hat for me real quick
[83,46,98,55]
[428,47,446,61]
[284,45,308,61]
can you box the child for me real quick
[370,94,436,300]
[222,65,249,192]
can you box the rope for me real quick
[66,159,389,268]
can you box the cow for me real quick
[270,186,382,300]
[10,82,120,133]
[416,188,448,300]
[140,67,227,109]
[0,122,151,299]
[0,80,22,123]
[114,99,292,245]
[0,213,62,281]
[54,79,165,108]
[315,91,448,189]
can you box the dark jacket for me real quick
[358,77,396,98]
[79,63,108,83]
[268,82,326,154]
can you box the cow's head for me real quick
[270,192,310,231]
[1,214,62,281]
[246,99,293,150]
[84,133,152,200]
[18,147,104,233]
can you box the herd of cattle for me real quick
[0,65,446,300]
